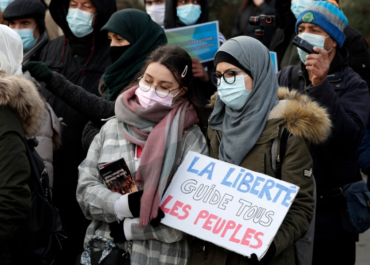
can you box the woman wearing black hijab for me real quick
[24,9,167,148]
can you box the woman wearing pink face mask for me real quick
[76,44,208,265]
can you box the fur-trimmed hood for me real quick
[208,88,332,144]
[0,70,46,138]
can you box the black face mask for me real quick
[109,45,131,64]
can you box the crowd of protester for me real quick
[0,0,369,265]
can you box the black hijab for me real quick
[102,9,167,101]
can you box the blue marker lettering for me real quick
[198,162,215,180]
[258,179,275,201]
[281,188,298,207]
[237,173,254,193]
[272,183,289,204]
[232,169,245,188]
[187,156,200,174]
[250,177,265,195]
[221,168,236,187]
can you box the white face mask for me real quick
[291,0,316,19]
[297,32,331,63]
[146,4,165,26]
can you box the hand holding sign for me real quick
[160,152,299,260]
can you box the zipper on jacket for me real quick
[298,70,308,94]
[277,127,282,163]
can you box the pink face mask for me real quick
[135,82,179,108]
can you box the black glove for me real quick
[248,243,276,265]
[128,190,166,227]
[108,221,126,243]
[22,61,54,83]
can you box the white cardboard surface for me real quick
[160,152,299,259]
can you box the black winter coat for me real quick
[277,48,370,240]
[40,1,115,196]
[232,0,277,47]
[39,0,116,262]
[270,0,370,90]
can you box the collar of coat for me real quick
[208,87,332,145]
[0,69,46,138]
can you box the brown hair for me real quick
[121,44,206,134]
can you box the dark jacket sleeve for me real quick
[276,65,294,87]
[269,0,296,66]
[307,77,370,150]
[0,132,31,264]
[46,72,115,123]
[275,0,296,30]
[343,26,370,91]
[359,103,370,175]
[231,10,242,38]
[274,135,314,255]
[82,121,103,152]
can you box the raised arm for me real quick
[23,62,115,124]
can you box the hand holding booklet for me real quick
[98,158,138,194]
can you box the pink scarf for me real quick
[115,86,199,227]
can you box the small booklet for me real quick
[98,158,138,195]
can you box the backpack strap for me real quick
[271,126,291,180]
[22,137,51,201]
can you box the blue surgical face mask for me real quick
[0,0,13,12]
[297,32,330,63]
[217,75,250,109]
[176,4,202,26]
[13,27,37,52]
[66,8,95,38]
[291,0,315,19]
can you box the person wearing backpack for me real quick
[0,25,47,265]
[186,36,331,265]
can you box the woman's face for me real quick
[142,62,187,103]
[216,62,253,91]
[107,31,130,46]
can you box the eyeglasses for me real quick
[138,76,183,98]
[210,70,245,86]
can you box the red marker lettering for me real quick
[229,224,243,243]
[241,228,256,246]
[212,218,226,235]
[160,195,173,213]
[178,204,191,220]
[169,201,183,217]
[250,232,264,249]
[221,220,236,238]
[194,210,209,225]
[202,214,218,231]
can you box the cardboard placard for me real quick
[160,152,299,260]
[269,51,279,73]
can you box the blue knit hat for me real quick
[295,1,348,48]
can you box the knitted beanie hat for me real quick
[295,1,348,48]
